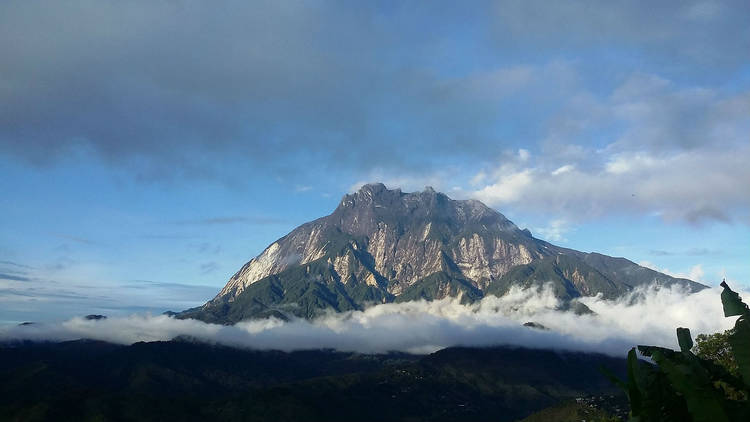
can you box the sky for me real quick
[1,0,749,323]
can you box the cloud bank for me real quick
[1,1,747,228]
[1,285,740,356]
[1,1,747,183]
[465,73,750,225]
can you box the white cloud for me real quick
[470,171,487,186]
[470,142,749,225]
[689,264,705,282]
[474,168,534,204]
[518,148,530,162]
[683,1,724,22]
[551,164,574,176]
[534,219,572,242]
[347,168,462,195]
[638,261,705,282]
[604,154,660,175]
[463,71,750,225]
[1,285,741,356]
[0,269,216,323]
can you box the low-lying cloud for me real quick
[1,285,740,356]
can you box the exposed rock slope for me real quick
[180,183,704,323]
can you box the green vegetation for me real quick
[515,400,621,422]
[395,271,483,304]
[0,342,626,421]
[694,328,739,377]
[179,253,394,323]
[485,254,625,301]
[608,281,750,421]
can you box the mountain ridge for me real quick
[179,183,705,323]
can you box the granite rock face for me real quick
[180,183,705,323]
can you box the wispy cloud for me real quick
[188,242,222,255]
[52,234,96,245]
[649,248,718,257]
[138,233,199,240]
[639,261,706,282]
[533,219,573,243]
[0,260,33,270]
[199,262,219,275]
[0,276,217,323]
[0,273,31,282]
[170,216,287,226]
[650,250,675,256]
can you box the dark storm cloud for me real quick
[1,1,746,181]
[0,0,447,175]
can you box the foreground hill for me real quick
[180,183,704,323]
[0,340,627,421]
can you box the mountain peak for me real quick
[346,183,448,205]
[339,183,403,210]
[180,182,706,323]
[357,182,389,195]
[335,183,515,233]
[352,183,438,198]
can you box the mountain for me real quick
[179,183,705,323]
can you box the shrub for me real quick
[605,281,750,421]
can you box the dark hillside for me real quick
[0,340,627,421]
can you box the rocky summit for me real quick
[179,183,705,323]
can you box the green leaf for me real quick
[677,327,693,353]
[637,345,673,358]
[720,280,749,317]
[728,316,750,388]
[599,365,627,391]
[626,348,644,417]
[648,349,730,422]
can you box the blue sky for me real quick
[1,0,748,323]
